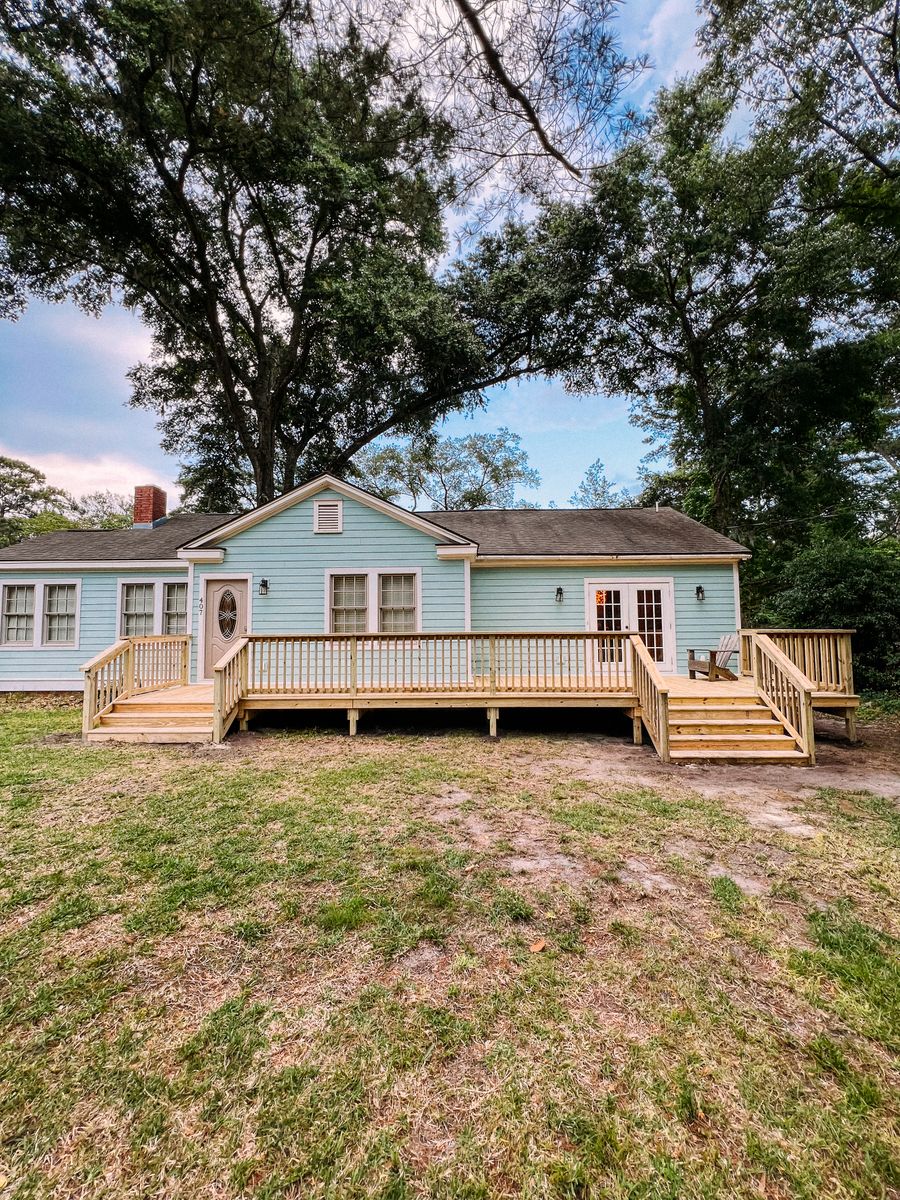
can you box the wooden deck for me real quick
[82,629,859,763]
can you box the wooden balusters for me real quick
[630,636,670,761]
[741,629,855,694]
[752,634,815,763]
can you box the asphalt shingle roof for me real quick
[0,513,235,562]
[0,497,748,563]
[422,507,749,557]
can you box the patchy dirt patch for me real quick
[731,794,823,839]
[617,857,676,894]
[425,785,590,885]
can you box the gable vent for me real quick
[314,499,343,534]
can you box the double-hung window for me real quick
[1,581,81,648]
[2,584,35,644]
[163,583,188,635]
[330,575,368,633]
[121,583,156,636]
[42,584,77,645]
[329,571,418,634]
[378,574,416,633]
[119,579,189,637]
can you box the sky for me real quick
[0,0,701,509]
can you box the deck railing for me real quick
[630,635,670,762]
[212,637,249,742]
[81,635,190,735]
[740,629,854,694]
[751,633,816,764]
[208,631,636,741]
[242,631,635,696]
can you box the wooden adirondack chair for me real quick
[687,633,740,682]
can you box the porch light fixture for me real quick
[258,578,270,596]
[695,585,705,602]
[555,586,564,603]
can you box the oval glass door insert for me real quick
[217,590,237,638]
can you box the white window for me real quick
[42,584,77,645]
[314,499,343,534]
[331,574,368,633]
[378,574,416,633]
[163,582,188,634]
[121,583,156,636]
[118,578,190,637]
[2,584,35,644]
[327,569,420,634]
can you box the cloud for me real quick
[0,443,179,504]
[42,304,153,370]
[644,0,702,82]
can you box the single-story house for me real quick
[0,474,857,761]
[0,473,745,689]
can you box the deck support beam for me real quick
[487,706,499,738]
[348,708,360,736]
[845,709,857,743]
[632,711,643,745]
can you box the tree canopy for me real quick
[351,427,540,510]
[468,81,896,572]
[0,0,575,505]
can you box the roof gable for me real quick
[180,475,472,551]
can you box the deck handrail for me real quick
[242,631,635,698]
[740,629,855,694]
[752,633,816,764]
[81,635,190,737]
[212,637,249,743]
[630,636,670,762]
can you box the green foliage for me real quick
[761,540,900,690]
[351,427,540,509]
[0,455,68,546]
[710,875,744,914]
[1,0,543,504]
[569,459,631,507]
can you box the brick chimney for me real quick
[133,485,168,528]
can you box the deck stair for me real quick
[87,687,214,743]
[665,694,809,762]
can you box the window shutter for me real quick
[314,500,343,533]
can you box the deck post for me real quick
[212,669,224,744]
[350,636,358,697]
[632,711,643,745]
[488,636,497,694]
[487,706,499,738]
[845,709,858,743]
[124,640,134,697]
[348,708,359,736]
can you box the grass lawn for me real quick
[1,700,898,1199]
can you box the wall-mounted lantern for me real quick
[555,586,564,603]
[695,585,705,602]
[258,578,270,596]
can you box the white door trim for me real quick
[197,573,254,682]
[583,576,676,673]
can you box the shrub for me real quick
[760,540,900,691]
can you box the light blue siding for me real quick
[191,489,467,678]
[2,487,742,690]
[469,563,739,674]
[0,568,187,688]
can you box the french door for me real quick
[585,579,676,673]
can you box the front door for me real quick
[587,580,675,673]
[204,579,248,677]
